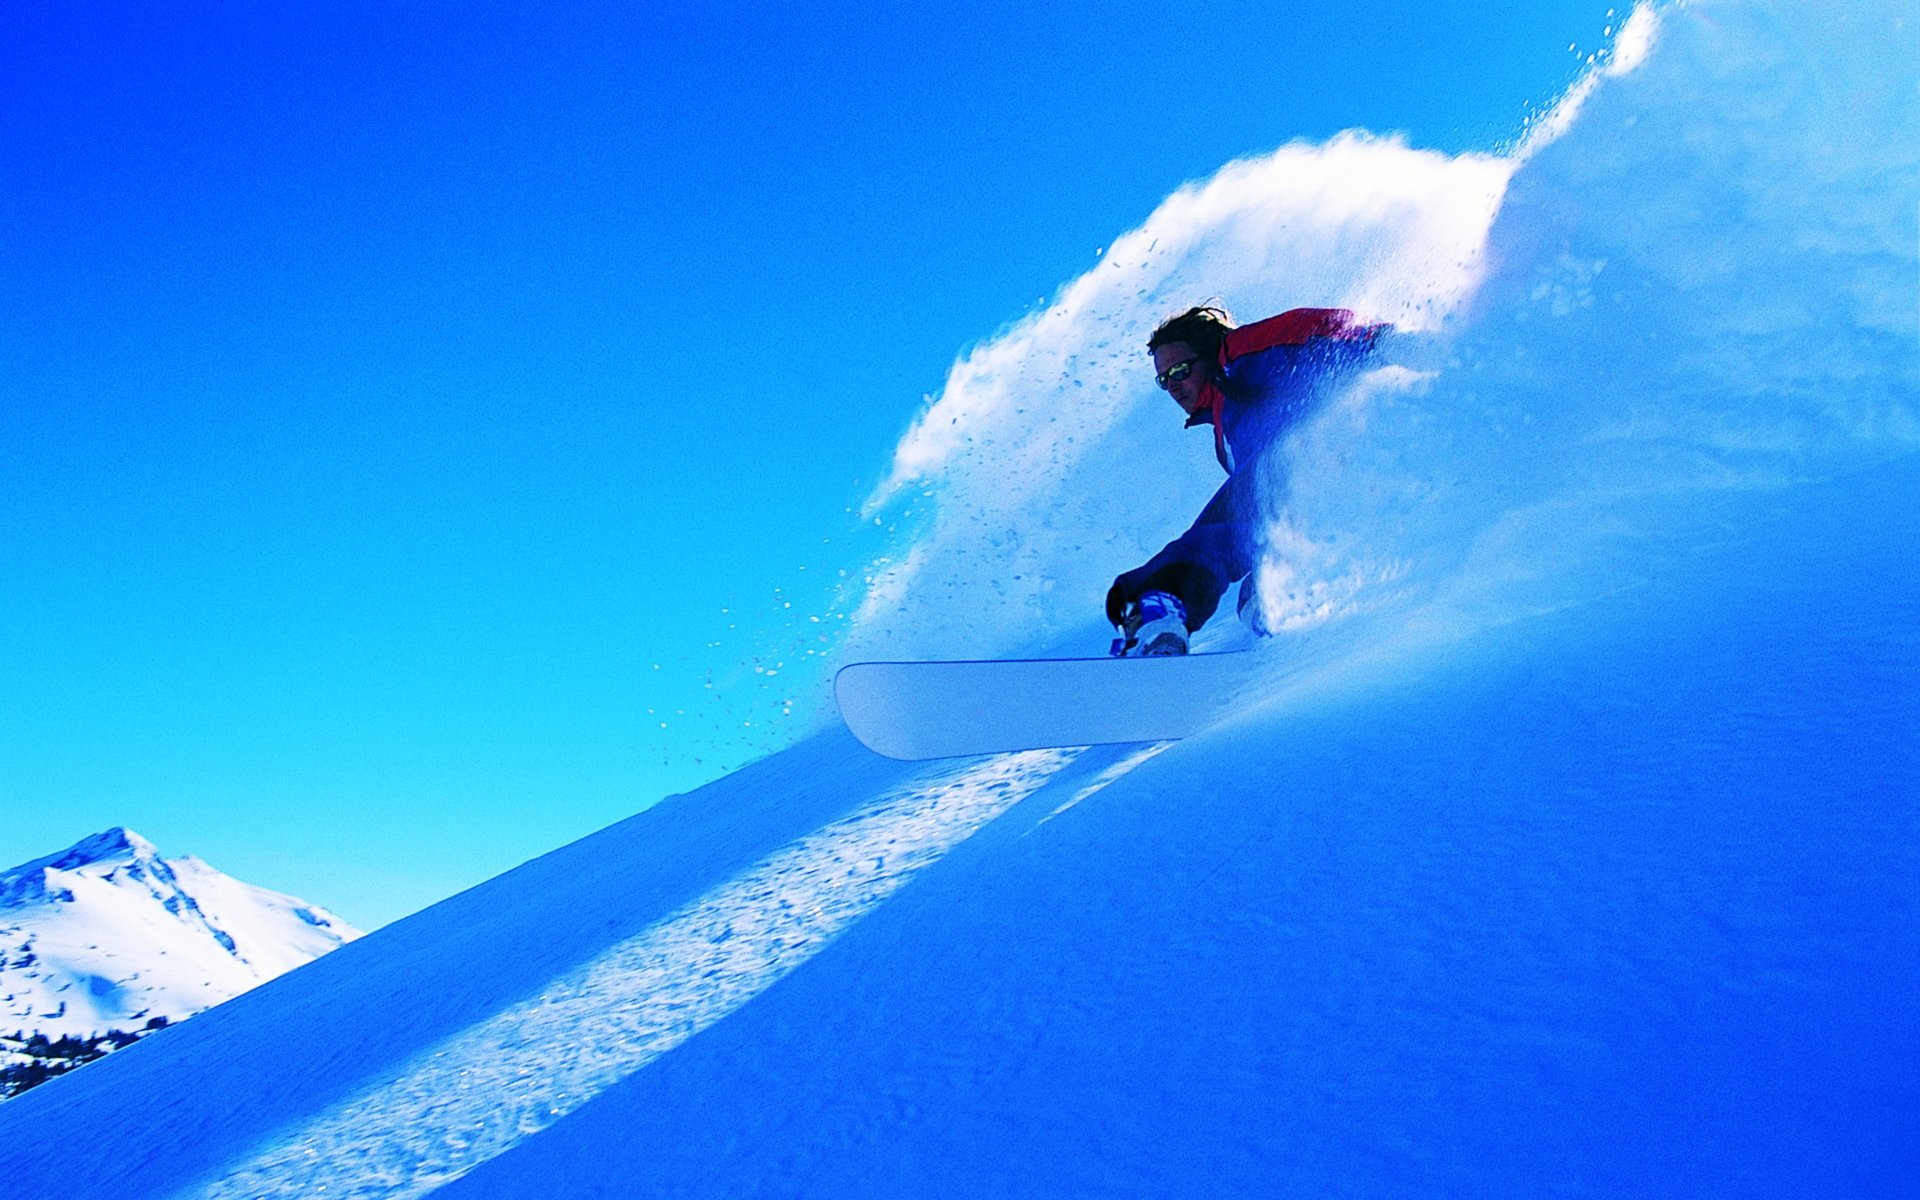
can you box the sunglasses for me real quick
[1155,358,1202,389]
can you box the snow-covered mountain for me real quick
[0,2,1912,1197]
[0,828,361,1040]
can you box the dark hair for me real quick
[1148,304,1236,362]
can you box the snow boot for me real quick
[1117,590,1190,657]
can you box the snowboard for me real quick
[834,650,1259,760]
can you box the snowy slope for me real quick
[450,460,1920,1199]
[0,829,361,1039]
[0,2,1914,1197]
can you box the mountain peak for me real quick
[2,826,162,891]
[52,826,159,869]
[1,826,363,1040]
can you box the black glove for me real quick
[1105,564,1156,627]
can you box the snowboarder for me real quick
[1107,304,1387,655]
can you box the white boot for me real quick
[1122,591,1189,657]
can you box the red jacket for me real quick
[1185,307,1387,472]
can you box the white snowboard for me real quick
[834,651,1259,760]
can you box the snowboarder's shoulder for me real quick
[1223,309,1387,361]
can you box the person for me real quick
[1106,304,1387,655]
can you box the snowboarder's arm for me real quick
[1105,474,1255,632]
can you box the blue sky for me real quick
[2,1,1619,928]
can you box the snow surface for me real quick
[0,1,1915,1196]
[0,829,361,1039]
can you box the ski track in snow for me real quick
[180,748,1085,1200]
[1029,741,1175,833]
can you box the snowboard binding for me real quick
[1110,591,1191,658]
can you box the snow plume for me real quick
[847,135,1515,662]
[850,0,1919,665]
[1259,0,1919,645]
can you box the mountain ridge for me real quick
[0,827,362,1043]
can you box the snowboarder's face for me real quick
[1153,342,1210,417]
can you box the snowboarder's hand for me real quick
[1106,565,1153,626]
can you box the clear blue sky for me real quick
[2,1,1617,928]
